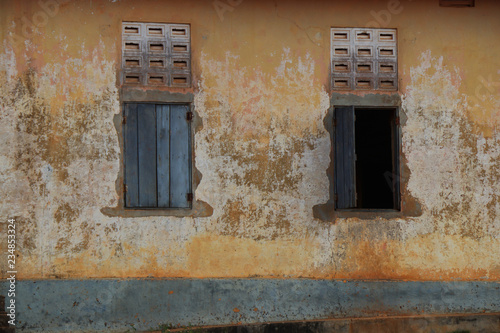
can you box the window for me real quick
[439,0,475,7]
[100,21,212,217]
[122,22,191,87]
[334,106,400,210]
[123,103,192,209]
[331,28,397,91]
[312,26,409,219]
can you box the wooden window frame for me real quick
[102,92,213,218]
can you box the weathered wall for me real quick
[0,0,499,282]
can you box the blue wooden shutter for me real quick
[124,103,139,207]
[156,104,171,207]
[170,105,191,208]
[137,103,158,207]
[334,106,356,209]
[392,111,401,210]
[124,103,190,209]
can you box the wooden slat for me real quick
[170,105,191,208]
[137,103,157,207]
[392,111,401,210]
[124,103,139,207]
[335,109,344,207]
[156,104,170,208]
[345,107,356,207]
[334,106,356,209]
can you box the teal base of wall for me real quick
[1,279,499,332]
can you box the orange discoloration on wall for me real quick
[331,236,499,281]
[186,234,326,278]
[0,0,499,282]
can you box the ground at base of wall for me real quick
[148,314,500,333]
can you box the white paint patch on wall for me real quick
[402,50,500,240]
[194,50,331,242]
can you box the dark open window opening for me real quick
[334,106,400,210]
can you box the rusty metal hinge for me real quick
[123,184,128,193]
[187,193,193,201]
[122,116,127,124]
[186,112,193,121]
[395,117,400,126]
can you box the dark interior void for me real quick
[355,109,395,209]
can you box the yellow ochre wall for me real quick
[0,0,499,280]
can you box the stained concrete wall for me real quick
[0,0,499,330]
[1,279,499,331]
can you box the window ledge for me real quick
[101,200,213,218]
[334,209,402,220]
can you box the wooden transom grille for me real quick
[331,28,397,91]
[122,22,191,88]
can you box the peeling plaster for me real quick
[0,41,122,277]
[195,51,331,242]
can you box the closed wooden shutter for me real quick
[124,103,191,208]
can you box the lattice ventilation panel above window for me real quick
[331,28,397,91]
[122,22,191,88]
